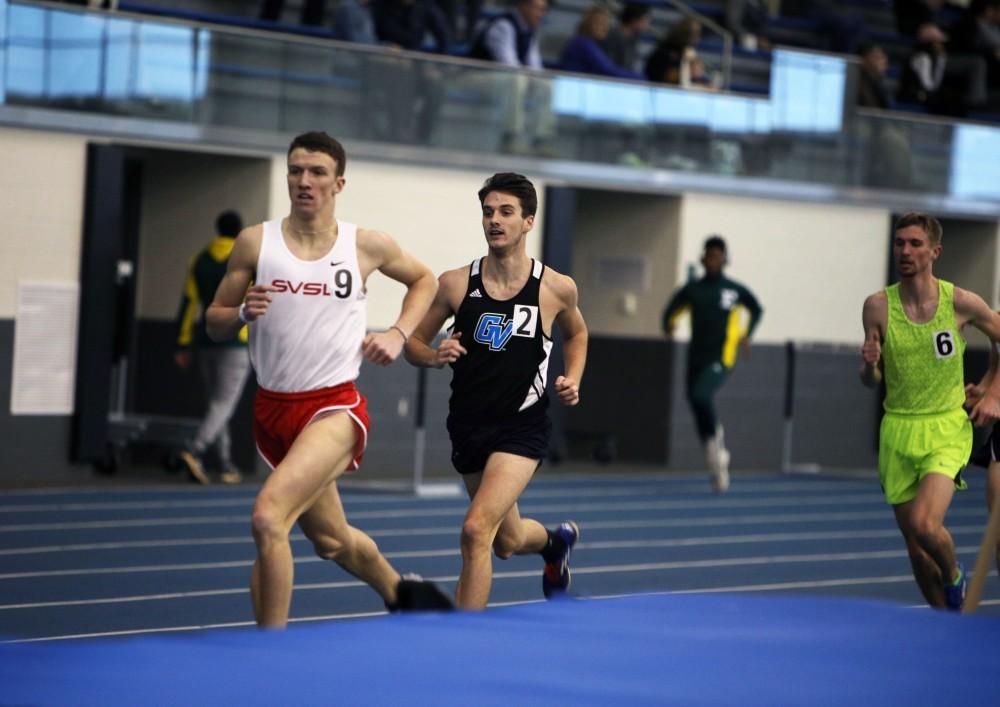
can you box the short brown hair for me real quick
[288,131,346,177]
[478,173,538,217]
[894,212,943,246]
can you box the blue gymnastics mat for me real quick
[2,593,997,706]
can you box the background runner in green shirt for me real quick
[663,236,763,492]
[860,212,1000,611]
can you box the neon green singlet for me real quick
[882,280,965,415]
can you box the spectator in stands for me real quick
[898,23,988,116]
[857,42,894,109]
[469,0,557,155]
[367,0,451,143]
[434,0,485,42]
[559,4,643,79]
[855,42,913,189]
[601,2,653,74]
[332,0,377,43]
[948,0,1000,91]
[259,0,326,26]
[644,17,716,89]
[724,0,771,51]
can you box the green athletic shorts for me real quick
[878,408,971,505]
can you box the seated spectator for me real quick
[854,43,913,188]
[644,17,716,88]
[948,0,1000,90]
[602,3,653,74]
[856,42,893,109]
[724,0,770,51]
[898,24,989,116]
[468,0,557,155]
[559,5,643,79]
[332,0,377,43]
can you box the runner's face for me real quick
[702,247,725,276]
[287,148,343,217]
[481,191,533,252]
[894,225,939,278]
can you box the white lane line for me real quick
[0,481,881,513]
[0,493,890,532]
[1,525,991,581]
[0,506,989,557]
[1,544,987,611]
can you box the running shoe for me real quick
[392,573,454,612]
[712,448,731,493]
[944,561,967,611]
[542,521,580,598]
[178,450,210,485]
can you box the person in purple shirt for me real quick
[559,5,643,79]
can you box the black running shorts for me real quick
[970,423,999,469]
[446,409,552,475]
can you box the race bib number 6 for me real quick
[933,330,956,359]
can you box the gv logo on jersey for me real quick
[474,306,539,351]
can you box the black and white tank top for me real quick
[448,258,553,421]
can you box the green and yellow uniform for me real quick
[663,273,763,440]
[176,236,248,349]
[879,279,970,505]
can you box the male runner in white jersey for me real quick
[405,172,588,610]
[206,131,445,628]
[859,212,1000,610]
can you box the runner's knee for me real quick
[251,494,290,545]
[461,515,494,554]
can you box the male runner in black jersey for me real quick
[663,236,762,492]
[967,334,1000,575]
[405,172,589,610]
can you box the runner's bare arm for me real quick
[955,289,1000,425]
[405,268,467,368]
[357,228,437,365]
[206,225,268,342]
[860,292,886,388]
[550,272,588,406]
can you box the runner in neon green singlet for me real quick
[860,212,1000,610]
[879,279,970,505]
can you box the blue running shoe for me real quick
[944,562,967,611]
[542,521,580,599]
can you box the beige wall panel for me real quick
[571,191,680,338]
[678,193,891,345]
[137,151,271,319]
[0,128,86,317]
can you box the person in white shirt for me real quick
[206,131,448,627]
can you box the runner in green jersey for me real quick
[860,212,1000,610]
[663,235,763,492]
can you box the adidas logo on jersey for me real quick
[469,288,483,298]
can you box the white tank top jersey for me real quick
[248,219,366,392]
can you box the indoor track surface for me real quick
[2,469,999,705]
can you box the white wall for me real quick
[935,218,1000,350]
[0,127,86,318]
[677,193,892,345]
[267,156,545,328]
[571,191,681,338]
[137,149,271,319]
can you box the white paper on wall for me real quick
[11,281,79,415]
